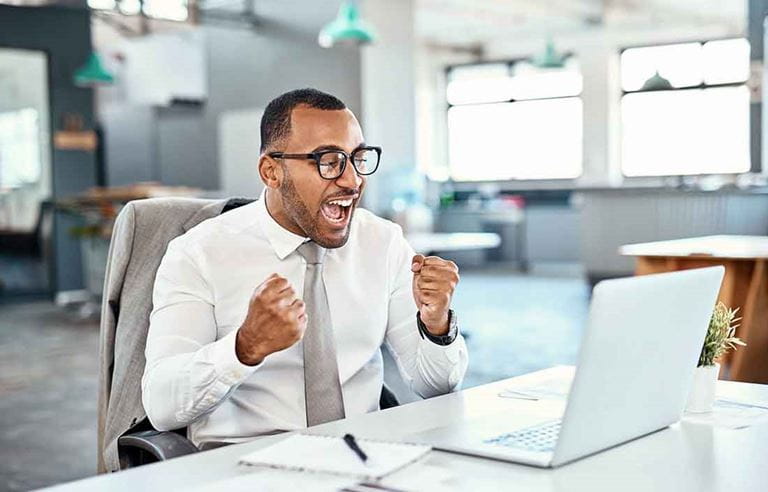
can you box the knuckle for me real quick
[253,283,267,297]
[273,278,289,288]
[263,275,279,285]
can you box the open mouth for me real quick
[320,196,355,228]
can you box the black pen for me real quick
[343,433,368,464]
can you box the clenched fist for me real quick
[411,255,459,336]
[235,274,307,366]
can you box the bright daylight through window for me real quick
[446,59,583,182]
[621,38,750,177]
[0,108,41,188]
[88,0,189,22]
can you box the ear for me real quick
[258,154,283,189]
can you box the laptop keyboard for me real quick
[484,419,562,452]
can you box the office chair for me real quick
[0,199,55,255]
[97,196,398,472]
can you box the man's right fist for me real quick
[235,274,307,366]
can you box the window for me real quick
[446,59,583,181]
[0,109,42,188]
[88,0,189,22]
[620,39,750,177]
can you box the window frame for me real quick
[618,37,754,179]
[444,55,584,186]
[88,0,191,23]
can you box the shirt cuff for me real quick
[418,331,467,366]
[209,329,261,386]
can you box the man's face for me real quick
[272,106,366,249]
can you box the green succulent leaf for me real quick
[697,302,746,367]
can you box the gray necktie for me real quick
[297,241,346,426]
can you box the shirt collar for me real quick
[255,188,310,260]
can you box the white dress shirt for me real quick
[142,193,468,447]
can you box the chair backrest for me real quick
[97,196,254,473]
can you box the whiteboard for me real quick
[218,108,264,199]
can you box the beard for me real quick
[279,171,354,249]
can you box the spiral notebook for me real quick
[239,434,432,480]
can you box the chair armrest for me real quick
[118,430,199,469]
[380,384,399,410]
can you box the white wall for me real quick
[361,0,417,213]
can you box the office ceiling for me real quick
[1,0,747,49]
[415,0,746,48]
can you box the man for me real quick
[142,88,468,448]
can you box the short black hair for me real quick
[260,88,347,153]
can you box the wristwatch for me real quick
[416,309,458,346]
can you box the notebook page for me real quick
[239,434,431,480]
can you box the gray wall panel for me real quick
[0,5,96,293]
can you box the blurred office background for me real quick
[1,0,768,489]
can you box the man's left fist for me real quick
[411,254,459,336]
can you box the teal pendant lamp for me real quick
[318,0,376,48]
[640,70,673,91]
[531,39,567,69]
[74,53,114,87]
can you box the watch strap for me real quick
[416,309,458,346]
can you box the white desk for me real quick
[47,367,768,491]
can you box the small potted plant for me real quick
[686,302,745,413]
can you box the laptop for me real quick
[409,266,725,468]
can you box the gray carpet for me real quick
[0,264,589,491]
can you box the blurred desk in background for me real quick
[406,232,501,256]
[435,206,528,268]
[621,235,768,384]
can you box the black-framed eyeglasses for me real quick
[268,146,382,180]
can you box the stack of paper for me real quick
[683,398,768,429]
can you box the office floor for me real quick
[0,302,99,492]
[0,264,589,491]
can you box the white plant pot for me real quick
[686,363,720,413]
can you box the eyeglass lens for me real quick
[317,149,379,179]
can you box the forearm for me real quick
[386,318,468,398]
[142,330,257,431]
[385,228,468,398]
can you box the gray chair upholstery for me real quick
[98,196,398,471]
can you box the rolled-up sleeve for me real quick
[141,240,259,431]
[383,227,468,398]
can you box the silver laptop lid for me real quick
[552,266,724,466]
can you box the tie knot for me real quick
[297,241,327,264]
